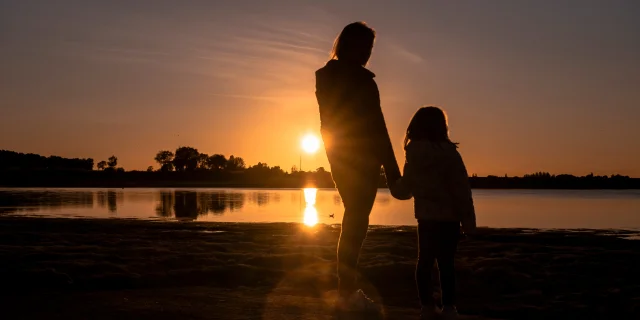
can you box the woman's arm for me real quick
[365,80,401,184]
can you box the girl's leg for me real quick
[436,222,460,306]
[416,221,437,306]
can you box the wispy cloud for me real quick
[206,92,279,102]
[388,43,424,64]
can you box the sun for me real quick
[301,134,320,154]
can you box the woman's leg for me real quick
[331,160,380,296]
[436,222,460,306]
[416,221,437,306]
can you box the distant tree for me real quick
[271,166,285,175]
[246,162,267,175]
[0,150,90,171]
[147,166,154,172]
[207,154,227,170]
[97,161,108,171]
[107,156,118,168]
[253,162,269,169]
[116,167,125,173]
[83,158,95,171]
[531,172,551,179]
[197,153,209,170]
[245,163,287,180]
[291,165,298,173]
[154,150,175,172]
[226,155,245,171]
[316,167,326,173]
[173,147,200,171]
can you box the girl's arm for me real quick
[389,161,412,200]
[451,151,476,233]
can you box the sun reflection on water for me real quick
[302,188,318,226]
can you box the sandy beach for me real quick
[1,217,639,319]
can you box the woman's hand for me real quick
[389,178,412,200]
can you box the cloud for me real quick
[388,43,424,63]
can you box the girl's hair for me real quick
[330,22,376,66]
[404,106,457,150]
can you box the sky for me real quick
[1,0,639,176]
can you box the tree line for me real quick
[0,150,94,171]
[152,147,248,172]
[96,156,124,172]
[1,149,638,189]
[470,172,636,189]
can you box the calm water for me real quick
[1,188,639,229]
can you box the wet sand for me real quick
[1,217,639,319]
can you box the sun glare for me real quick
[302,188,318,227]
[301,134,320,154]
[303,206,319,227]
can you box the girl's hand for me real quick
[389,178,412,200]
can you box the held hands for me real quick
[389,178,412,200]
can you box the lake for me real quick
[1,188,639,229]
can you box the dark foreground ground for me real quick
[1,217,639,319]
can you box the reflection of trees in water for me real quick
[0,190,94,214]
[244,192,270,207]
[174,191,199,219]
[96,190,122,213]
[199,192,245,214]
[210,193,228,214]
[249,192,271,207]
[227,192,245,211]
[107,191,117,213]
[272,193,281,203]
[154,191,246,218]
[97,191,106,208]
[155,192,174,217]
[212,192,245,213]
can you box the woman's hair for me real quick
[404,106,457,150]
[330,22,376,66]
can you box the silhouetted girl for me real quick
[315,22,402,314]
[395,106,476,319]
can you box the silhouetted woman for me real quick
[315,21,402,313]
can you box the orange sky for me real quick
[1,1,639,176]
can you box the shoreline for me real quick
[4,214,640,233]
[1,217,639,319]
[2,170,639,190]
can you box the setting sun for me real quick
[301,134,320,154]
